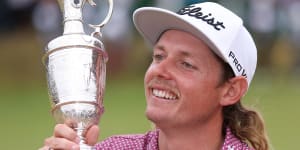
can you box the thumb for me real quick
[85,125,99,146]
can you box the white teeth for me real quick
[152,89,178,100]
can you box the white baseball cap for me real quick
[133,2,257,87]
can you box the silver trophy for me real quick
[43,0,113,149]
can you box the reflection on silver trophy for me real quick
[43,0,113,149]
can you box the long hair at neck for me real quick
[219,58,270,150]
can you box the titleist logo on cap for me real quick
[177,5,226,31]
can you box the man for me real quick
[40,2,269,150]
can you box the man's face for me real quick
[144,30,226,128]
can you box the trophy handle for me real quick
[88,0,114,38]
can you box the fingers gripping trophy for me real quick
[43,0,113,149]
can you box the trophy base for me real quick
[51,101,103,150]
[51,101,103,125]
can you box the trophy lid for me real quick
[56,0,87,35]
[56,0,113,36]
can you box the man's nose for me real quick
[152,59,172,79]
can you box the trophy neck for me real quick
[58,0,86,35]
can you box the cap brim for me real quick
[133,7,223,59]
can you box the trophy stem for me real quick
[75,123,95,150]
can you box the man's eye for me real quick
[153,54,164,61]
[182,62,196,69]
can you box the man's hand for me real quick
[39,124,99,150]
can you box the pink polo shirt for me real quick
[94,128,253,150]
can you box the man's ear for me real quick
[219,76,248,106]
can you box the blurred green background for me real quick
[0,0,300,149]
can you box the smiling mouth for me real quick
[151,88,179,100]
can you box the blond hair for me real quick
[223,102,270,150]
